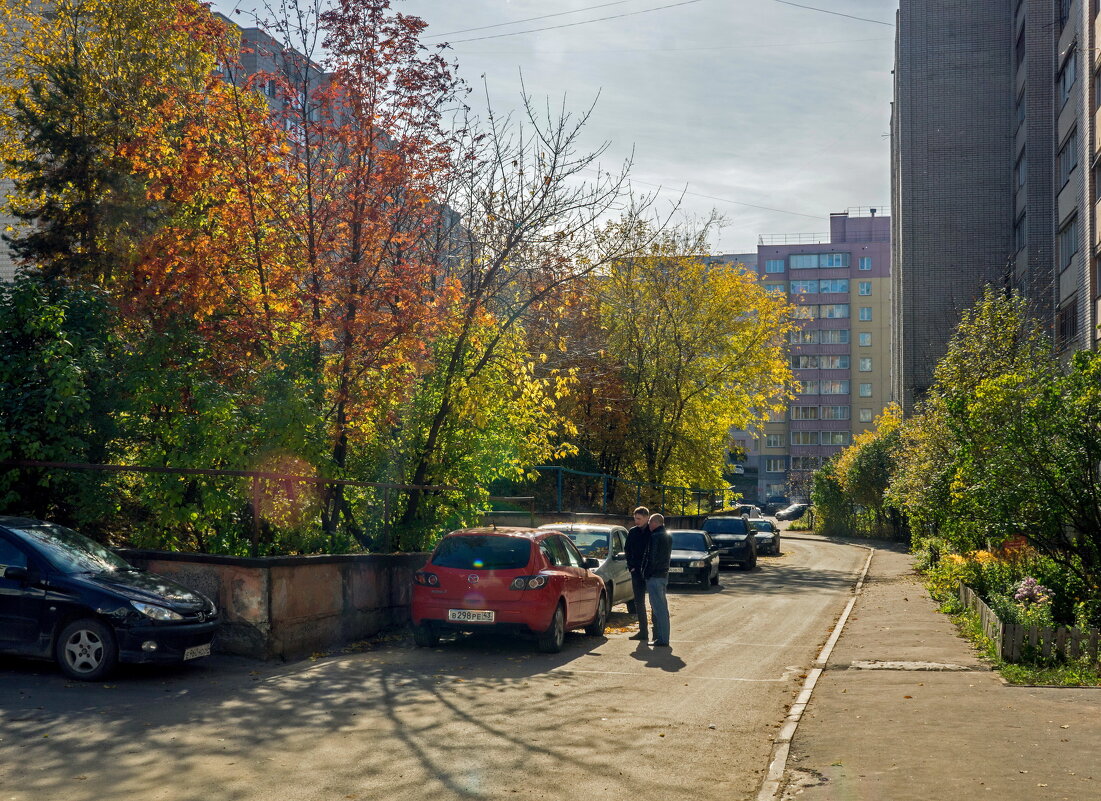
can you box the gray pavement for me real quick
[780,538,1101,801]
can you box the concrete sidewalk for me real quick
[779,540,1101,801]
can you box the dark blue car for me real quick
[701,515,757,570]
[0,517,218,680]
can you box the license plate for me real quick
[448,609,495,623]
[668,567,684,573]
[183,643,211,660]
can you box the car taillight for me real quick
[413,571,439,586]
[508,575,548,590]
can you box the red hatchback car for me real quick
[411,527,609,653]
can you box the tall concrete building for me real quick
[892,0,1098,412]
[753,210,892,502]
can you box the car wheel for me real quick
[710,567,720,586]
[585,593,608,636]
[742,551,757,571]
[412,623,439,648]
[55,618,118,681]
[774,537,781,555]
[538,603,566,653]
[698,569,710,588]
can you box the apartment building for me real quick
[891,0,1099,413]
[753,210,892,502]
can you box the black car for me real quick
[750,519,781,555]
[701,516,757,570]
[0,517,219,680]
[763,495,790,515]
[666,529,720,587]
[776,503,809,521]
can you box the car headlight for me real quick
[131,601,184,621]
[688,560,705,568]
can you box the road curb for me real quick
[756,544,875,801]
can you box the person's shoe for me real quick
[628,632,648,640]
[651,641,671,648]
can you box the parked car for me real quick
[730,465,745,475]
[733,504,763,519]
[537,523,633,609]
[666,529,720,587]
[411,528,608,653]
[776,503,809,521]
[0,517,219,681]
[701,516,757,570]
[749,519,781,555]
[763,495,790,515]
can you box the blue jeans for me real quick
[646,576,670,644]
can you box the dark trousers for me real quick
[631,572,649,636]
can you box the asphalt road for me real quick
[0,533,865,801]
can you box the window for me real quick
[858,332,872,347]
[820,355,850,369]
[1058,47,1078,108]
[790,280,817,294]
[790,406,819,420]
[790,329,819,344]
[768,409,786,422]
[821,431,849,446]
[766,433,784,448]
[765,259,786,273]
[821,405,849,420]
[1058,215,1080,272]
[1014,213,1027,253]
[1057,128,1079,188]
[0,537,28,569]
[765,283,786,294]
[858,408,873,423]
[791,431,819,446]
[819,279,849,293]
[859,357,872,372]
[821,380,850,394]
[796,380,820,395]
[765,458,787,473]
[792,355,819,369]
[790,254,819,270]
[1057,298,1080,348]
[858,307,873,321]
[820,304,850,319]
[1015,153,1027,189]
[859,383,873,397]
[793,305,816,320]
[1016,26,1025,68]
[821,329,850,344]
[858,256,872,271]
[790,456,819,471]
[1059,0,1072,30]
[858,281,872,296]
[820,253,850,267]
[1015,88,1025,130]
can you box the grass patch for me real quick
[942,602,1101,687]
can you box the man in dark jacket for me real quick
[624,506,651,641]
[644,513,672,647]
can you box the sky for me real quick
[213,0,897,254]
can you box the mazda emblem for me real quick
[467,574,479,584]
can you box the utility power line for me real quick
[425,0,637,39]
[770,0,894,27]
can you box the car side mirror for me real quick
[612,552,626,561]
[584,557,600,569]
[3,565,29,582]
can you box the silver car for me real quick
[537,523,634,609]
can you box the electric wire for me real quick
[770,0,894,27]
[424,0,637,39]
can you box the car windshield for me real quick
[431,535,532,570]
[750,521,775,532]
[703,518,748,536]
[9,522,130,574]
[565,531,610,559]
[671,532,707,551]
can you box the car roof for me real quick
[443,527,546,539]
[668,528,706,535]
[537,523,624,533]
[0,516,49,528]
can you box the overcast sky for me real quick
[214,0,897,254]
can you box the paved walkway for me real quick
[780,539,1101,801]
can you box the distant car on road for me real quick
[537,523,633,610]
[0,517,219,681]
[776,503,809,521]
[666,529,720,587]
[411,528,608,653]
[763,495,790,515]
[749,519,781,555]
[701,516,757,570]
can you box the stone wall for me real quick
[119,550,428,661]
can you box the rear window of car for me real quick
[566,531,610,559]
[671,532,707,551]
[431,535,532,570]
[703,517,748,535]
[750,521,775,532]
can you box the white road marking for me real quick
[550,668,788,682]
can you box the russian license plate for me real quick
[183,643,211,660]
[668,567,684,573]
[448,609,495,623]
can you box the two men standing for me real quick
[624,506,672,647]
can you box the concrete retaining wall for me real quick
[119,550,429,661]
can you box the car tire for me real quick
[55,618,118,682]
[710,568,720,586]
[412,623,439,648]
[741,551,757,571]
[698,569,710,588]
[585,593,608,637]
[538,603,566,653]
